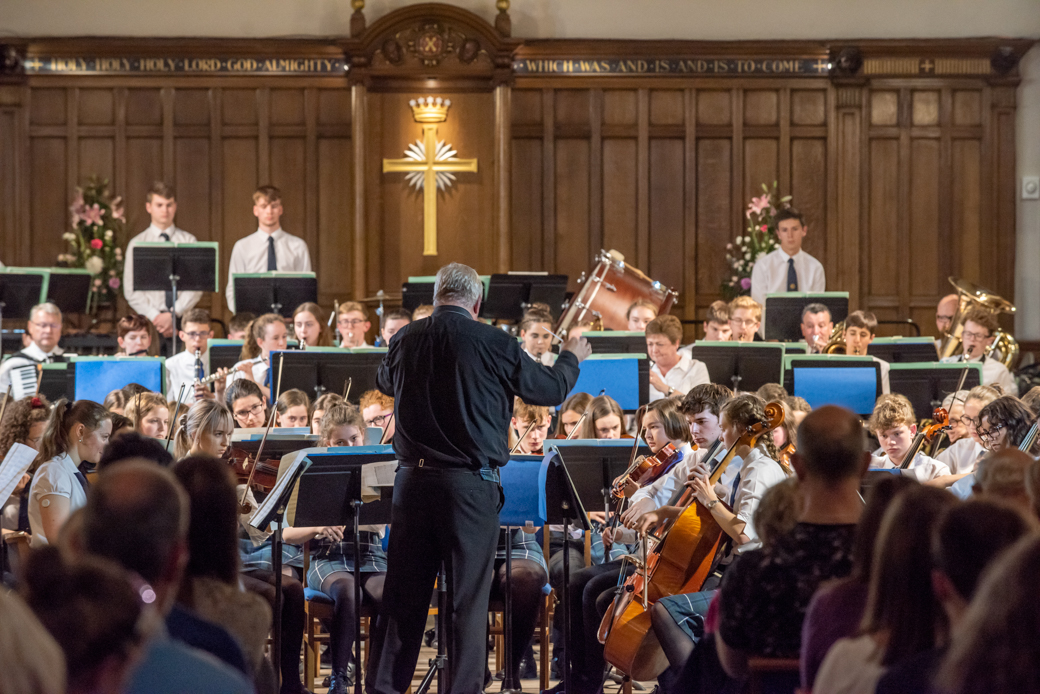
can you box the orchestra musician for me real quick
[365,263,587,694]
[361,390,395,441]
[225,380,268,430]
[868,394,951,482]
[336,301,372,348]
[728,296,762,343]
[510,398,553,455]
[310,393,345,435]
[520,308,557,366]
[165,308,224,405]
[626,299,658,332]
[292,302,334,348]
[578,394,626,440]
[0,303,65,394]
[646,315,710,402]
[378,309,412,347]
[227,313,288,401]
[842,310,891,394]
[115,315,154,357]
[701,300,732,342]
[940,308,1019,396]
[799,303,832,354]
[124,391,170,439]
[932,385,1000,490]
[274,389,312,428]
[555,392,594,439]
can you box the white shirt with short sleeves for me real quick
[28,453,88,547]
[648,354,710,402]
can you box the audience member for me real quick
[0,581,66,694]
[97,430,174,470]
[972,448,1035,513]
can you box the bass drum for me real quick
[557,250,678,335]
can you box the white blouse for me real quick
[27,453,88,547]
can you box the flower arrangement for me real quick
[59,177,126,311]
[720,182,793,300]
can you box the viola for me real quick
[598,403,785,681]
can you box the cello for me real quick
[598,402,784,681]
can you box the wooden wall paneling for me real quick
[541,89,555,271]
[113,88,127,207]
[730,89,743,247]
[636,88,649,270]
[66,88,78,206]
[695,137,731,300]
[172,137,210,241]
[866,135,899,308]
[951,137,982,283]
[126,136,164,235]
[991,86,1017,307]
[209,88,225,317]
[304,88,319,259]
[352,83,366,299]
[318,136,353,304]
[682,88,698,325]
[554,137,591,290]
[790,136,828,269]
[601,136,637,263]
[495,84,512,273]
[936,87,954,292]
[30,137,67,268]
[908,137,940,298]
[647,136,685,310]
[257,88,270,183]
[270,136,307,239]
[897,88,912,317]
[510,136,542,270]
[0,93,24,265]
[588,88,603,260]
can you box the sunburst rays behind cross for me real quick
[403,139,460,191]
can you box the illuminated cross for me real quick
[382,97,478,256]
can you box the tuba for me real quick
[938,277,1018,369]
[822,320,847,354]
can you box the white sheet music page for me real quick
[361,460,398,502]
[0,443,37,502]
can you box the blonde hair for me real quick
[869,393,916,433]
[965,384,1001,408]
[125,392,169,431]
[556,392,594,437]
[311,393,345,420]
[337,301,369,321]
[729,295,762,321]
[319,404,365,445]
[174,400,234,459]
[753,476,801,546]
[239,313,285,361]
[412,305,434,320]
[626,299,658,321]
[513,397,551,427]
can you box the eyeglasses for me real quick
[365,413,392,427]
[234,402,265,420]
[729,318,758,327]
[31,321,61,331]
[949,415,976,427]
[338,319,367,327]
[961,329,990,341]
[976,424,1005,441]
[182,331,210,340]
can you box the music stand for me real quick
[763,292,849,341]
[288,447,395,694]
[568,355,649,412]
[44,268,93,315]
[70,356,166,400]
[40,363,74,401]
[480,273,569,322]
[133,242,220,355]
[401,280,435,313]
[784,355,881,416]
[207,339,245,373]
[232,272,317,319]
[888,362,983,420]
[686,342,786,393]
[268,348,385,405]
[867,337,942,364]
[581,331,648,356]
[0,269,47,363]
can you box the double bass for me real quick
[598,403,785,680]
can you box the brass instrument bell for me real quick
[938,277,1018,369]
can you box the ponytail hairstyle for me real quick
[292,302,334,347]
[579,394,626,440]
[318,404,365,446]
[174,399,234,460]
[721,393,780,461]
[124,392,169,432]
[34,399,111,470]
[239,313,285,361]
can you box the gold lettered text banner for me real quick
[513,57,831,76]
[24,56,347,75]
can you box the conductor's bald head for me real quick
[434,263,483,316]
[83,459,189,585]
[795,405,869,485]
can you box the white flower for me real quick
[731,276,738,283]
[85,256,104,274]
[104,230,114,240]
[726,243,732,250]
[62,232,76,242]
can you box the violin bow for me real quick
[379,412,395,445]
[343,376,353,402]
[565,388,605,440]
[166,384,187,445]
[0,385,12,424]
[509,419,539,455]
[239,354,286,508]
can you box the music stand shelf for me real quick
[268,348,386,406]
[764,292,850,342]
[867,337,941,364]
[232,272,316,318]
[686,341,786,393]
[887,362,983,421]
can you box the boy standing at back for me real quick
[225,185,312,313]
[750,209,825,335]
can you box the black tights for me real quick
[489,558,547,682]
[319,571,386,672]
[651,601,695,685]
[241,568,306,693]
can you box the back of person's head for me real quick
[224,378,265,412]
[938,535,1040,694]
[83,460,189,584]
[0,588,66,694]
[312,392,345,417]
[645,314,683,344]
[933,500,1032,603]
[0,395,50,458]
[974,449,1034,509]
[228,312,255,336]
[849,475,917,583]
[722,393,778,458]
[1027,459,1040,520]
[433,262,482,307]
[756,383,788,403]
[795,405,867,484]
[753,476,801,546]
[174,399,234,459]
[171,456,240,585]
[862,485,958,666]
[678,383,733,419]
[35,398,111,468]
[965,384,1001,409]
[98,431,174,470]
[21,546,145,694]
[785,395,811,414]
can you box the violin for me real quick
[223,445,280,492]
[899,407,950,470]
[610,442,682,499]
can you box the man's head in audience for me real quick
[774,209,808,257]
[935,294,959,337]
[793,405,870,494]
[80,461,190,616]
[703,300,732,341]
[98,431,174,471]
[728,296,761,342]
[361,389,395,441]
[626,299,658,332]
[519,309,554,360]
[645,315,683,369]
[117,315,152,356]
[800,303,833,352]
[337,301,371,348]
[973,449,1034,513]
[931,500,1032,627]
[844,310,878,356]
[380,308,411,346]
[511,398,551,455]
[227,312,254,341]
[252,185,283,233]
[178,308,212,358]
[959,308,999,360]
[145,181,177,230]
[678,383,733,449]
[26,302,63,353]
[869,394,918,465]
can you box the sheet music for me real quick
[361,460,398,502]
[0,443,37,502]
[248,448,310,531]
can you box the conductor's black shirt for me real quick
[377,305,581,471]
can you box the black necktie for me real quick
[74,467,90,493]
[787,257,798,291]
[160,232,175,309]
[267,236,277,271]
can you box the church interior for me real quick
[1,1,1039,694]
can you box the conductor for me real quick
[367,263,590,694]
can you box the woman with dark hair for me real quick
[27,399,112,546]
[813,486,957,694]
[172,456,272,677]
[976,395,1037,455]
[225,379,268,430]
[0,396,50,534]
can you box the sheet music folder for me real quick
[284,446,396,528]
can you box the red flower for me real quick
[760,225,768,232]
[90,238,104,250]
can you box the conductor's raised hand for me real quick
[562,336,592,363]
